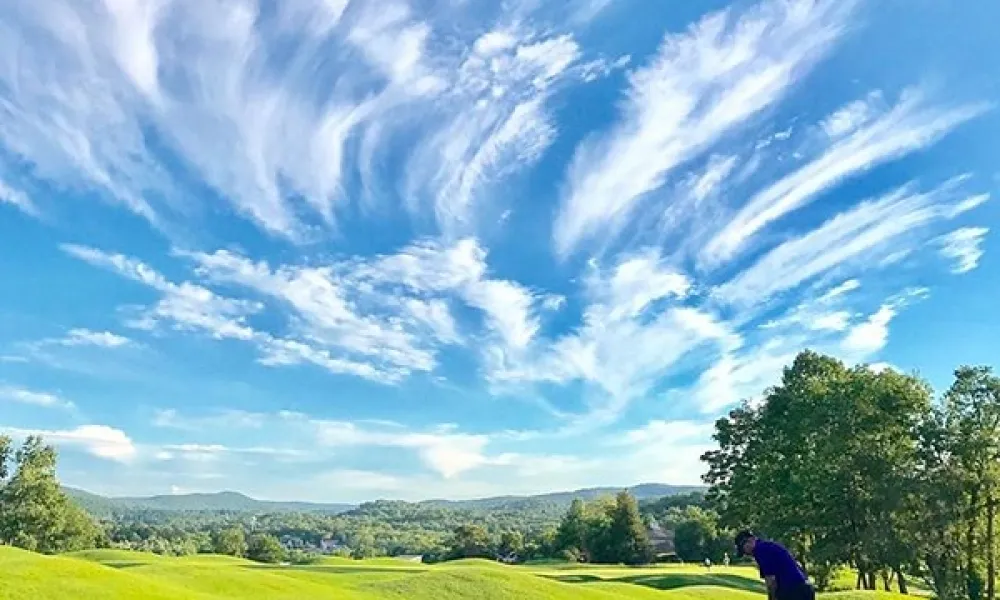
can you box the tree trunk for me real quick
[895,567,909,595]
[856,570,864,590]
[988,495,996,600]
[971,488,982,600]
[882,570,892,591]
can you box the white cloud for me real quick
[3,425,136,462]
[609,420,715,486]
[716,181,975,307]
[0,178,37,215]
[703,89,988,265]
[616,420,713,446]
[313,420,491,478]
[187,238,548,378]
[690,339,799,414]
[488,251,726,423]
[937,227,989,274]
[690,155,739,204]
[821,91,881,138]
[404,31,580,232]
[948,193,990,218]
[0,0,598,238]
[841,304,895,355]
[152,408,267,431]
[59,329,132,348]
[159,443,302,462]
[62,244,395,379]
[0,384,75,410]
[554,0,857,257]
[760,279,859,332]
[187,249,438,374]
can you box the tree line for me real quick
[428,490,656,565]
[2,432,709,567]
[703,351,1000,600]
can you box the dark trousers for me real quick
[777,583,816,600]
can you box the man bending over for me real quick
[735,530,815,600]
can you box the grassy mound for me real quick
[0,547,917,600]
[0,547,202,600]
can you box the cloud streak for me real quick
[937,227,989,274]
[715,180,979,307]
[703,89,989,265]
[554,0,857,257]
[0,385,76,410]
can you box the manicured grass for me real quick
[0,547,917,600]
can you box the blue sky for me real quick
[0,0,998,503]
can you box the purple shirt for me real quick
[753,540,808,590]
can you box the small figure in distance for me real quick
[735,530,815,600]
[704,557,712,571]
[723,552,731,568]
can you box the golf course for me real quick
[0,547,910,600]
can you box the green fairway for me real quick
[0,547,916,600]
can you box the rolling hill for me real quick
[65,483,703,517]
[0,546,909,600]
[63,488,356,517]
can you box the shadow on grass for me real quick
[547,572,766,594]
[244,565,427,575]
[101,561,152,569]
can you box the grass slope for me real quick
[0,547,914,600]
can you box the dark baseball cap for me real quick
[734,530,755,557]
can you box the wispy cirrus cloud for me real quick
[0,178,36,215]
[62,243,393,381]
[937,227,989,274]
[156,443,304,463]
[715,178,983,308]
[152,408,267,431]
[554,0,858,258]
[703,89,989,265]
[32,328,133,349]
[0,384,75,410]
[62,238,549,385]
[0,0,607,239]
[487,249,729,424]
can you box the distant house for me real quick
[647,518,676,562]
[319,539,343,553]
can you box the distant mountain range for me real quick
[64,488,356,517]
[65,483,703,517]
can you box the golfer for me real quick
[735,530,815,600]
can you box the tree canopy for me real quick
[702,351,1000,600]
[0,436,101,554]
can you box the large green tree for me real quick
[497,530,524,559]
[941,366,1000,600]
[214,525,248,557]
[0,435,101,554]
[555,498,590,560]
[247,533,286,563]
[603,491,653,565]
[702,351,932,591]
[447,523,491,559]
[672,506,720,562]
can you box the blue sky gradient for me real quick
[1,0,998,503]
